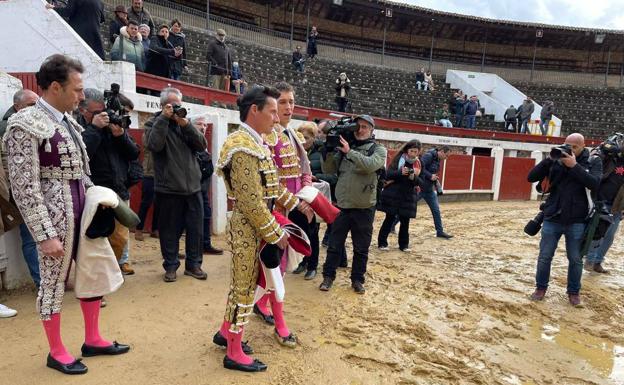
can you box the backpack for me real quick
[365,143,386,205]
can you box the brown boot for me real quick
[120,263,135,275]
[583,261,594,271]
[135,230,144,241]
[150,230,159,238]
[593,263,609,274]
[568,294,582,307]
[530,288,546,301]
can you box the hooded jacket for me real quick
[111,26,146,72]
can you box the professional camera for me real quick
[524,202,546,236]
[550,143,572,160]
[599,133,624,158]
[103,83,131,129]
[172,105,187,118]
[323,116,359,151]
[434,180,444,196]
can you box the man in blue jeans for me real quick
[585,134,624,273]
[418,146,453,239]
[527,133,601,307]
[19,224,40,287]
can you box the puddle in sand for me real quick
[530,321,624,384]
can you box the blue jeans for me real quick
[417,190,444,235]
[465,115,476,129]
[521,118,530,133]
[201,187,212,248]
[586,206,622,265]
[539,119,550,135]
[19,223,40,287]
[535,221,586,294]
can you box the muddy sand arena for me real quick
[1,201,623,385]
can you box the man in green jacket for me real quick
[110,20,146,72]
[319,115,387,294]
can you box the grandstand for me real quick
[100,0,623,138]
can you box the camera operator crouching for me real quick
[79,87,139,275]
[526,133,602,307]
[319,115,387,294]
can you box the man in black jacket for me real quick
[206,29,232,91]
[145,87,208,282]
[51,0,105,60]
[527,133,602,306]
[419,146,453,239]
[79,89,139,275]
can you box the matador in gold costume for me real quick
[212,86,299,372]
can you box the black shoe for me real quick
[292,263,306,274]
[46,354,88,375]
[184,267,207,280]
[319,277,333,291]
[304,269,317,280]
[204,245,224,255]
[339,260,348,268]
[352,281,365,294]
[436,232,453,239]
[253,304,275,325]
[223,355,267,372]
[81,341,130,357]
[212,332,254,354]
[163,270,177,282]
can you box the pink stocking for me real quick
[256,293,271,316]
[42,313,75,364]
[226,327,253,365]
[80,300,112,348]
[268,292,290,337]
[219,320,231,337]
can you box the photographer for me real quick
[79,88,139,275]
[145,87,207,283]
[585,134,624,274]
[527,133,601,306]
[419,146,453,239]
[319,115,387,294]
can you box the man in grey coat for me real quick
[144,87,208,283]
[519,97,535,134]
[539,101,555,136]
[504,105,517,132]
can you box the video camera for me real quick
[550,143,572,160]
[323,116,359,152]
[599,133,624,158]
[103,83,131,129]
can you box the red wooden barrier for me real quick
[499,157,535,200]
[472,156,495,190]
[443,155,473,190]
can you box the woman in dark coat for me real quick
[377,140,423,252]
[145,24,177,79]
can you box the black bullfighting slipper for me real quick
[212,332,254,354]
[81,341,130,357]
[253,304,275,325]
[223,356,268,372]
[274,329,297,348]
[46,354,88,375]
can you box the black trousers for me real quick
[156,191,203,272]
[322,207,375,283]
[137,176,159,231]
[201,187,213,248]
[289,210,320,271]
[505,120,517,132]
[378,213,410,250]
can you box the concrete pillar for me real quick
[205,113,229,235]
[491,147,504,201]
[530,150,544,201]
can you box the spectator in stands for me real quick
[145,24,180,79]
[190,116,223,255]
[206,29,233,91]
[416,68,427,91]
[454,93,466,127]
[111,21,146,72]
[504,104,517,132]
[335,72,351,112]
[307,26,318,59]
[79,89,139,275]
[292,46,305,72]
[419,146,453,239]
[168,19,187,81]
[139,24,151,54]
[127,0,155,38]
[0,89,40,288]
[50,0,105,60]
[463,96,479,129]
[519,97,535,134]
[109,5,128,45]
[145,87,208,283]
[135,130,159,241]
[377,140,422,252]
[435,104,453,128]
[230,62,247,95]
[425,71,435,92]
[448,92,458,116]
[540,101,555,136]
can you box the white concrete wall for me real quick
[446,70,562,136]
[0,0,136,93]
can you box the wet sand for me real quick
[1,201,623,385]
